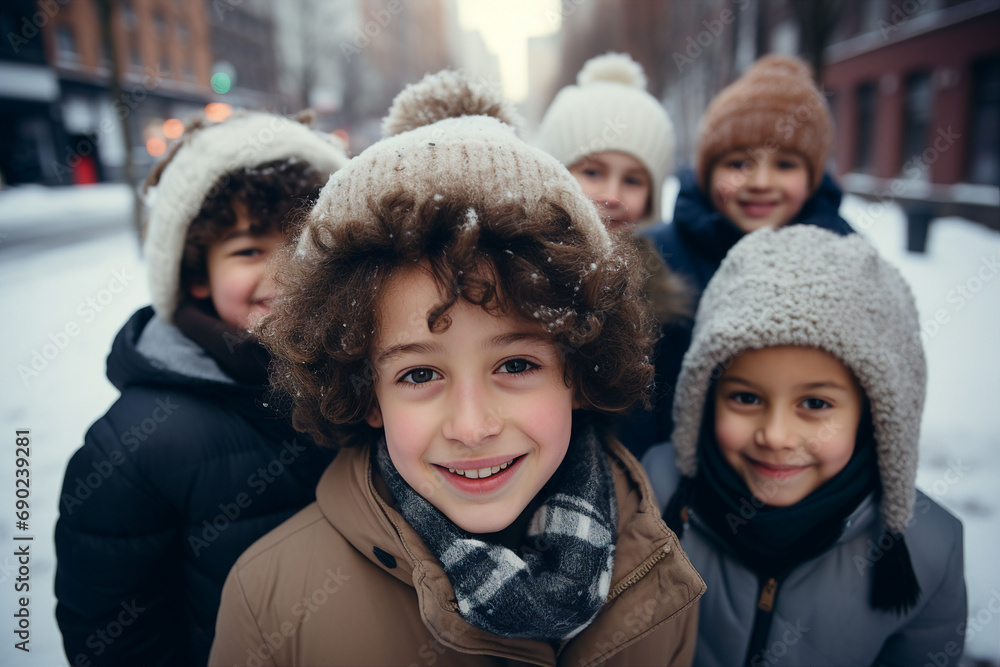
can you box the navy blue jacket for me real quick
[636,169,855,455]
[55,307,335,667]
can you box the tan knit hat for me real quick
[535,53,675,225]
[299,70,611,258]
[695,54,833,193]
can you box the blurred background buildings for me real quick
[0,0,997,234]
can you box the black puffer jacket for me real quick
[55,307,335,667]
[635,169,855,457]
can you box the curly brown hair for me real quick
[260,191,660,448]
[177,160,326,296]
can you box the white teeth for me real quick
[447,458,516,479]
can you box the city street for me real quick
[0,184,998,665]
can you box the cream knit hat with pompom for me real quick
[535,53,675,225]
[298,70,611,258]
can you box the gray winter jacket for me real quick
[642,442,967,667]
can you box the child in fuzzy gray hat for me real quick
[642,225,966,666]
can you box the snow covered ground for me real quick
[0,184,997,666]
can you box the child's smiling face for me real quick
[366,265,576,534]
[709,148,810,233]
[190,200,283,329]
[714,346,863,507]
[568,151,652,233]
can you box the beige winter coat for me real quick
[209,437,705,666]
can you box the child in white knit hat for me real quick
[55,112,348,666]
[536,52,690,457]
[643,225,966,666]
[208,70,704,666]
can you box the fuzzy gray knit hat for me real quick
[535,53,675,225]
[298,70,611,258]
[143,112,350,321]
[671,226,926,534]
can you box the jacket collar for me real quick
[671,167,853,268]
[316,438,704,666]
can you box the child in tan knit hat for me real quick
[209,70,704,666]
[642,54,855,458]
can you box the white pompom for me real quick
[577,53,647,90]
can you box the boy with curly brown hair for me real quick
[55,112,348,666]
[209,71,704,666]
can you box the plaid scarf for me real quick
[376,426,617,641]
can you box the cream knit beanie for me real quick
[535,53,675,225]
[695,54,833,193]
[143,112,350,321]
[298,70,611,258]
[671,226,925,534]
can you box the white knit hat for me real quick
[671,226,926,534]
[299,70,611,258]
[535,53,675,225]
[143,112,350,321]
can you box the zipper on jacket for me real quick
[606,543,670,602]
[743,576,779,667]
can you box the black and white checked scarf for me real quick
[376,426,617,641]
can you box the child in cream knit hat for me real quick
[55,112,347,666]
[644,53,856,457]
[209,70,704,666]
[536,52,691,457]
[643,225,966,666]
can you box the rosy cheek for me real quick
[714,414,746,456]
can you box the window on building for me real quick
[56,24,80,64]
[855,82,877,173]
[154,14,167,38]
[129,39,143,73]
[968,56,1000,185]
[901,71,933,175]
[121,2,137,30]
